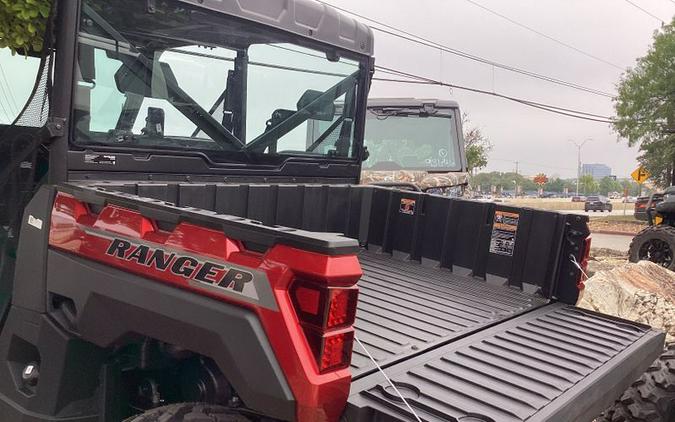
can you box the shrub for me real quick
[0,0,51,55]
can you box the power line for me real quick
[318,1,616,98]
[461,0,624,70]
[623,0,666,22]
[0,97,12,123]
[0,63,19,114]
[268,43,618,123]
[374,65,617,123]
[0,81,16,120]
[372,26,615,98]
[491,158,577,172]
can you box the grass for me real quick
[592,215,645,224]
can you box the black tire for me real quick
[629,225,675,271]
[598,344,675,422]
[124,403,252,422]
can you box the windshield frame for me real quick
[362,106,465,172]
[68,0,373,179]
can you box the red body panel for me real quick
[48,192,362,422]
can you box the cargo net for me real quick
[12,54,52,128]
[0,50,53,288]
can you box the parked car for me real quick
[635,193,664,221]
[572,195,587,202]
[585,195,613,212]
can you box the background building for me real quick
[582,163,612,180]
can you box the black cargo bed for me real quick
[352,249,547,378]
[347,303,665,422]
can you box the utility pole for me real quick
[569,139,591,196]
[668,112,675,186]
[515,161,519,175]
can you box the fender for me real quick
[45,249,296,420]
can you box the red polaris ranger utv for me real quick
[0,1,669,421]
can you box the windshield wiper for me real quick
[244,72,359,153]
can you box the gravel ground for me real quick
[588,220,646,235]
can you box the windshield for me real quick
[73,0,367,164]
[361,109,461,171]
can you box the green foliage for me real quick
[613,17,675,188]
[544,177,566,193]
[0,0,51,55]
[462,114,492,174]
[579,175,599,195]
[620,179,642,196]
[471,171,538,193]
[598,176,622,196]
[472,173,644,196]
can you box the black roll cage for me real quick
[49,0,374,185]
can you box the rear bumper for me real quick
[585,204,610,210]
[345,303,665,422]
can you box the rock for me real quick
[588,248,629,274]
[578,260,675,342]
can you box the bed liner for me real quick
[347,303,664,422]
[352,249,547,378]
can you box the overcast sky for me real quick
[1,1,672,179]
[330,0,674,178]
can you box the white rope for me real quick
[354,336,423,422]
[569,253,589,280]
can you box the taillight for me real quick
[304,329,355,373]
[290,279,358,373]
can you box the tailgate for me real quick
[346,303,664,422]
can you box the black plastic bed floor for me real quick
[352,249,547,378]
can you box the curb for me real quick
[590,230,636,237]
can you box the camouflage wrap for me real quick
[361,170,469,191]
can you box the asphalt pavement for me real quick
[554,207,635,218]
[589,233,633,253]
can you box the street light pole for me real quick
[569,139,591,196]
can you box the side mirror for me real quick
[297,89,335,122]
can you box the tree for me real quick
[620,179,641,196]
[462,114,492,175]
[613,17,675,188]
[544,177,566,193]
[0,0,51,55]
[579,175,598,195]
[533,173,548,186]
[598,176,622,196]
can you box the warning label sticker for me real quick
[489,210,519,256]
[400,198,416,215]
[85,154,117,165]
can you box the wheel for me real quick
[598,344,675,422]
[629,225,675,270]
[124,403,252,422]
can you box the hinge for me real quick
[46,117,67,138]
